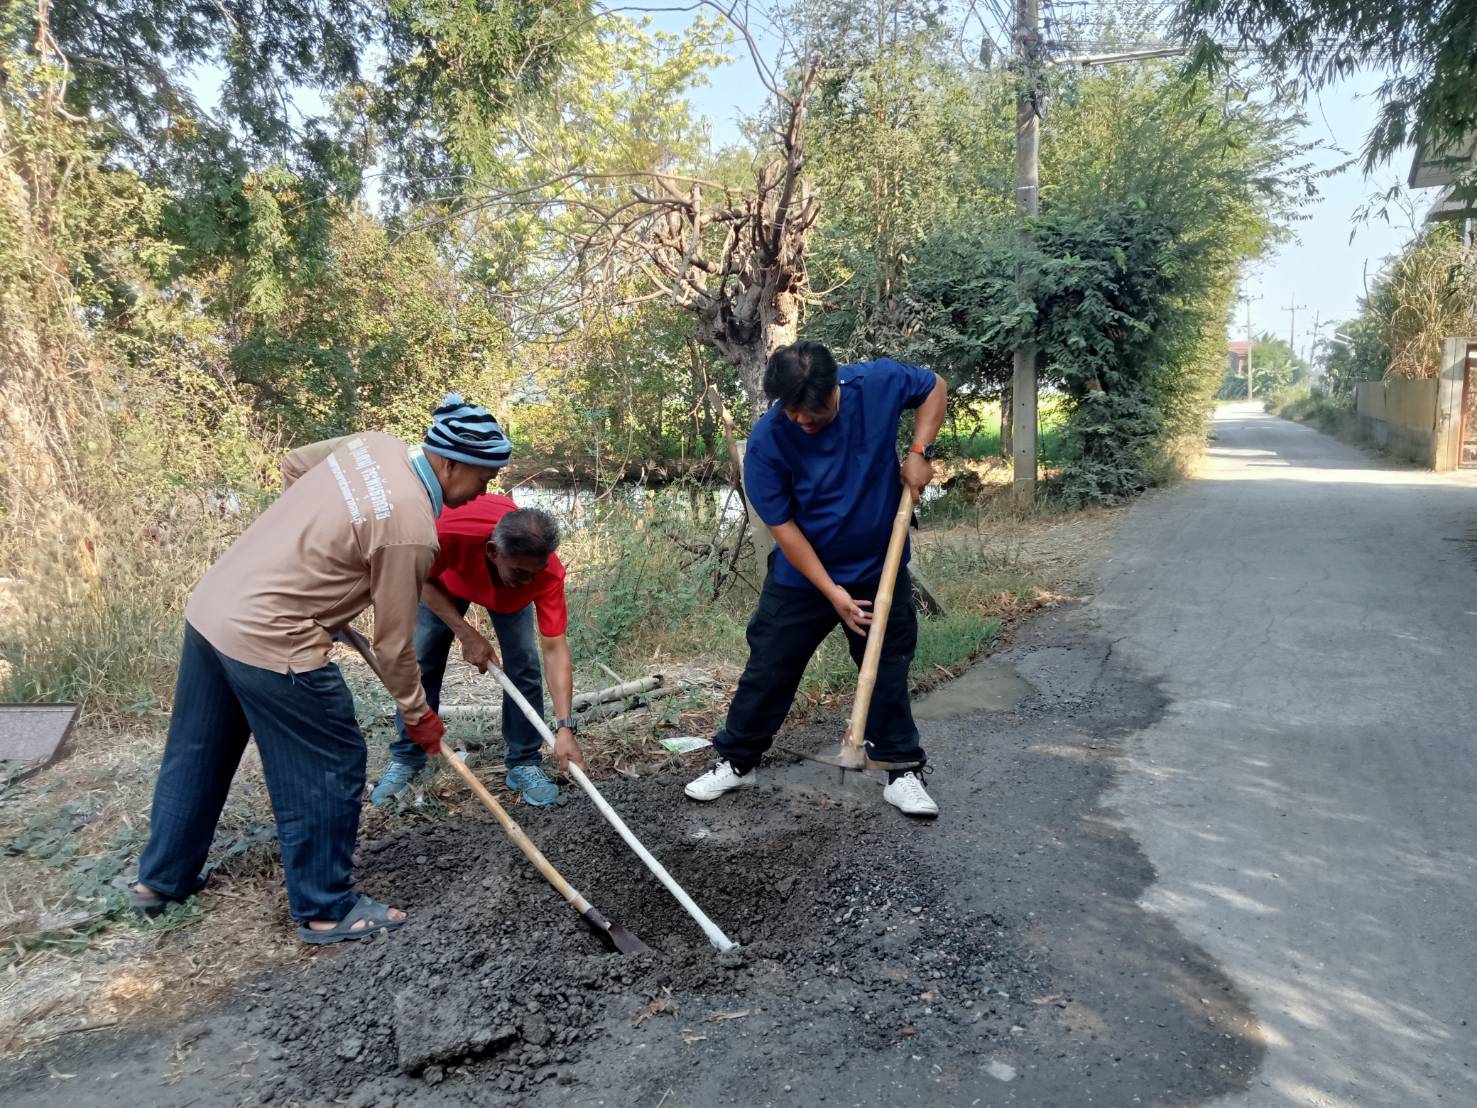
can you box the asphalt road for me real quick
[1102,404,1477,1107]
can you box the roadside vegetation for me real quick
[1270,223,1476,446]
[1316,224,1477,399]
[1,0,1310,715]
[1267,388,1360,438]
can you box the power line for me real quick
[983,0,1015,34]
[968,0,1013,60]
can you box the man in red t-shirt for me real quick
[371,497,585,806]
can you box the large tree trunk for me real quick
[697,291,803,416]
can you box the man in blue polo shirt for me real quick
[685,340,948,817]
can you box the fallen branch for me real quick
[574,676,664,711]
[383,676,664,722]
[578,684,681,723]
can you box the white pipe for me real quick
[488,666,738,953]
[381,675,663,721]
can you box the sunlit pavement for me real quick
[1102,403,1477,1107]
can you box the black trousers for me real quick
[713,568,925,772]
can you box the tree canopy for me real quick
[1172,0,1477,175]
[3,0,1319,516]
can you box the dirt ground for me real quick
[0,576,1264,1106]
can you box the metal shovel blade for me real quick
[811,736,866,771]
[582,908,650,955]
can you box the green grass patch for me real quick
[938,396,1069,462]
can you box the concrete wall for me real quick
[1355,379,1439,465]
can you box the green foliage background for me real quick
[2,0,1323,709]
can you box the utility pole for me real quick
[1243,292,1260,400]
[1011,0,1041,502]
[997,25,1180,498]
[1283,296,1306,355]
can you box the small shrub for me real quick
[561,492,753,672]
[1052,389,1162,508]
[1271,387,1356,437]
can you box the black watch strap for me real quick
[554,716,579,733]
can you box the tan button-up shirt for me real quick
[185,432,437,721]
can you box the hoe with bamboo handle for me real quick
[812,484,922,774]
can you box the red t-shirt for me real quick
[429,495,569,637]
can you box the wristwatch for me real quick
[554,716,579,734]
[909,442,937,461]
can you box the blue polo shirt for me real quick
[743,358,937,589]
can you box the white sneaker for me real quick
[684,760,756,802]
[883,771,939,817]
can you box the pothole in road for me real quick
[220,773,1045,1104]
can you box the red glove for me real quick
[404,709,445,756]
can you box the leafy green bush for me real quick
[1053,390,1163,508]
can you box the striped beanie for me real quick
[423,393,512,469]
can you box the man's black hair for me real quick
[763,341,838,411]
[492,508,560,561]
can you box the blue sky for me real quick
[1241,71,1429,360]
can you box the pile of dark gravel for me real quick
[208,767,1046,1105]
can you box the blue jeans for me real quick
[138,623,365,922]
[389,600,545,770]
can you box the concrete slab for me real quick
[912,664,1035,720]
[0,704,79,771]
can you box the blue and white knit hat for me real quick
[423,393,511,469]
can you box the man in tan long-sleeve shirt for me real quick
[132,395,510,944]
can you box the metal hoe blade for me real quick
[580,908,650,954]
[778,742,918,774]
[600,918,651,956]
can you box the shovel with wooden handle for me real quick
[812,484,922,774]
[439,746,649,954]
[337,626,648,955]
